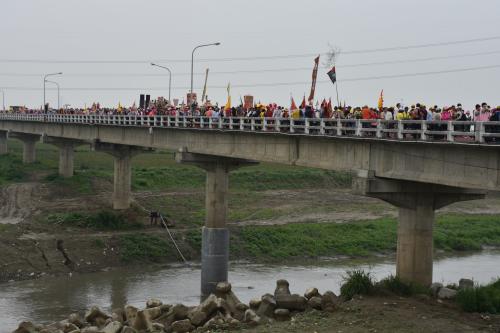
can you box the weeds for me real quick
[376,275,429,296]
[45,210,143,230]
[119,233,170,262]
[456,279,500,314]
[340,270,374,300]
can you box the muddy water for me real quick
[2,251,500,332]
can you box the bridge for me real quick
[0,113,499,296]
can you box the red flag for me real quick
[290,97,298,110]
[308,55,320,103]
[327,98,333,112]
[299,95,306,109]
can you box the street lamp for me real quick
[151,63,172,103]
[190,42,221,95]
[0,89,4,111]
[43,72,62,111]
[45,80,60,110]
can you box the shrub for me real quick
[377,275,429,296]
[456,278,500,314]
[119,233,170,262]
[340,270,374,300]
[45,210,143,230]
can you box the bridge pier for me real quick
[43,137,87,178]
[176,149,258,297]
[354,172,485,286]
[95,143,146,210]
[0,131,7,155]
[9,132,40,163]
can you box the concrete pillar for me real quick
[95,143,145,210]
[112,151,133,210]
[353,174,485,286]
[58,143,75,178]
[9,133,40,164]
[0,131,7,155]
[396,195,434,286]
[176,150,257,297]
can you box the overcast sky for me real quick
[1,0,499,109]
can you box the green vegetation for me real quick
[45,171,110,194]
[376,275,429,297]
[456,279,500,314]
[119,233,171,262]
[340,270,375,300]
[45,210,143,230]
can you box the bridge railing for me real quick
[1,113,499,144]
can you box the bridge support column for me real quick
[176,149,258,297]
[0,131,7,155]
[354,172,485,286]
[95,143,146,210]
[43,137,88,178]
[9,133,40,163]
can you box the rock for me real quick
[171,319,194,333]
[155,304,189,327]
[187,309,207,327]
[256,295,277,318]
[438,287,458,300]
[151,323,164,332]
[119,327,137,333]
[13,322,37,333]
[274,279,291,297]
[132,307,162,331]
[124,305,138,327]
[146,299,163,308]
[304,287,320,299]
[62,323,79,333]
[216,282,232,294]
[110,310,124,324]
[236,303,249,312]
[85,306,110,326]
[68,314,84,328]
[275,294,307,311]
[430,283,443,297]
[321,291,339,311]
[98,321,122,333]
[249,298,261,310]
[199,294,218,316]
[459,278,474,290]
[81,328,99,333]
[274,308,290,321]
[308,296,323,310]
[243,309,261,326]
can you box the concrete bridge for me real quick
[1,113,499,296]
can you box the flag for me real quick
[290,97,298,110]
[378,90,384,110]
[327,98,333,112]
[201,68,209,103]
[118,102,123,113]
[308,55,320,103]
[224,82,231,111]
[327,66,337,85]
[299,95,306,109]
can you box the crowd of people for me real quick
[4,99,500,123]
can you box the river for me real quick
[2,251,500,332]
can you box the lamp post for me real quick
[0,89,4,111]
[45,80,60,110]
[43,72,62,111]
[150,63,172,103]
[190,43,221,96]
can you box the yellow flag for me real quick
[118,102,123,113]
[378,90,384,110]
[224,82,231,111]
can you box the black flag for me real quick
[327,66,337,85]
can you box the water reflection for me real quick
[1,251,499,332]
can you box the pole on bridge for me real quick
[43,72,62,112]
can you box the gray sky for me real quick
[1,0,500,109]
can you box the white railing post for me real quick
[421,121,427,141]
[229,117,234,130]
[183,116,187,128]
[336,118,342,136]
[478,122,485,143]
[251,118,255,131]
[304,118,309,134]
[263,118,268,131]
[240,118,245,130]
[447,121,454,142]
[290,118,295,133]
[276,118,281,132]
[397,121,404,139]
[355,119,361,136]
[375,119,382,138]
[320,119,325,135]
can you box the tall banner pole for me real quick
[201,68,209,103]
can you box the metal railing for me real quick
[0,113,499,144]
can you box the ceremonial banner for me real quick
[201,68,209,103]
[187,93,197,106]
[290,97,298,110]
[378,90,384,110]
[308,55,320,103]
[327,66,337,85]
[244,95,254,109]
[173,98,179,107]
[299,95,306,109]
[224,83,231,111]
